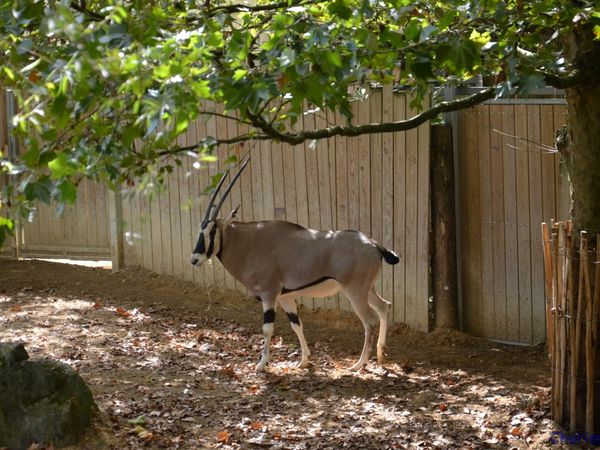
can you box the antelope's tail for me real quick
[378,246,400,265]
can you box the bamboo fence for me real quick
[542,220,599,434]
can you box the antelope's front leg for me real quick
[256,297,276,372]
[278,297,310,368]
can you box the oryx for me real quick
[191,157,399,371]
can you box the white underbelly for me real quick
[278,279,340,299]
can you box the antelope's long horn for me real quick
[210,156,251,221]
[201,168,231,227]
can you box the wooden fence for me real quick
[121,85,432,332]
[457,101,569,344]
[0,89,110,260]
[1,85,572,342]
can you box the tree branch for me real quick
[541,70,588,89]
[160,86,496,155]
[210,0,325,15]
[69,1,104,21]
[249,86,496,145]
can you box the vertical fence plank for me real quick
[381,85,394,307]
[404,92,419,328]
[416,100,430,333]
[260,139,275,221]
[295,114,311,309]
[527,104,546,344]
[463,107,483,336]
[271,142,286,221]
[392,91,407,324]
[501,105,520,342]
[513,104,533,344]
[477,105,496,338]
[370,90,383,296]
[489,105,507,339]
[358,98,371,237]
[540,105,557,221]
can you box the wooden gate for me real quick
[456,99,569,344]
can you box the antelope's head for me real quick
[191,157,249,266]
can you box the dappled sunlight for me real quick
[0,259,560,449]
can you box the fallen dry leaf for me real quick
[216,430,230,443]
[510,427,523,437]
[115,307,131,317]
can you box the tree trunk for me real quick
[563,25,600,237]
[554,23,600,435]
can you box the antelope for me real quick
[191,157,399,371]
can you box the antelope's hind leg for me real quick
[342,286,378,371]
[368,288,392,364]
[278,297,311,368]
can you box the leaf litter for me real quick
[0,260,568,449]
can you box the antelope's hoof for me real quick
[377,347,386,364]
[295,359,309,369]
[348,361,367,372]
[256,355,270,372]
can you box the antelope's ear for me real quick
[224,205,240,224]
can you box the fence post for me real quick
[431,122,459,329]
[443,85,463,330]
[108,189,124,272]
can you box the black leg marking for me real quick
[254,296,262,302]
[263,309,276,324]
[286,312,300,326]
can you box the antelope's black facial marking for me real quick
[281,276,334,295]
[263,309,276,324]
[254,296,262,302]
[286,312,300,326]
[193,234,206,255]
[191,221,221,266]
[206,224,218,257]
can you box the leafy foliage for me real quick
[0,0,597,242]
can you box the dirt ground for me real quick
[0,259,570,449]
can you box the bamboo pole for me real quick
[589,235,600,434]
[564,223,576,431]
[571,230,586,432]
[552,223,560,420]
[542,223,554,361]
[582,233,593,434]
[556,222,567,423]
[542,223,556,417]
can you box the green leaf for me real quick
[175,117,189,134]
[0,218,15,249]
[48,153,76,179]
[21,146,41,167]
[233,69,248,81]
[516,74,546,96]
[24,177,52,203]
[328,0,353,20]
[57,179,77,204]
[405,19,421,42]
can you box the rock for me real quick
[0,342,97,449]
